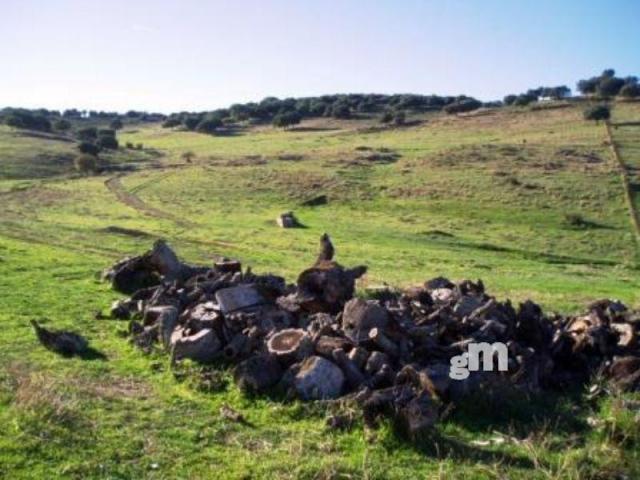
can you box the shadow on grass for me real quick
[447,387,588,439]
[613,121,640,127]
[419,231,619,266]
[289,126,341,132]
[385,387,590,470]
[174,360,600,472]
[213,128,246,137]
[400,431,536,470]
[76,347,108,361]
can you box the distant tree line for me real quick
[2,108,53,132]
[2,68,638,137]
[161,93,486,133]
[0,107,165,134]
[503,86,571,106]
[577,69,639,98]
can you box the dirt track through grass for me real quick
[105,174,197,228]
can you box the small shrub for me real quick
[331,103,351,119]
[272,111,302,129]
[125,142,134,149]
[162,118,181,128]
[181,151,196,163]
[513,94,536,106]
[110,118,123,130]
[74,154,97,173]
[597,77,625,97]
[53,119,71,131]
[98,128,116,137]
[97,135,118,150]
[5,111,51,132]
[565,213,586,228]
[503,94,518,105]
[5,109,51,132]
[183,116,201,130]
[619,83,640,98]
[78,141,100,155]
[443,98,482,114]
[76,127,97,141]
[196,117,223,133]
[136,143,143,150]
[583,105,610,123]
[393,110,406,126]
[380,111,393,124]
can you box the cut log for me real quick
[224,333,249,359]
[611,323,636,348]
[341,298,389,344]
[214,258,242,273]
[171,328,221,363]
[110,299,132,319]
[348,346,369,370]
[365,351,390,375]
[369,328,400,357]
[314,335,352,357]
[370,363,395,389]
[296,235,367,314]
[332,348,366,389]
[296,265,367,314]
[293,356,345,400]
[105,240,203,294]
[234,354,283,394]
[215,285,266,314]
[609,356,640,391]
[453,295,483,318]
[267,328,312,363]
[156,306,179,348]
[395,390,439,439]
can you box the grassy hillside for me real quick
[1,102,639,478]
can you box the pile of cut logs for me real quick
[103,235,640,437]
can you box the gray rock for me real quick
[215,285,265,314]
[294,356,345,400]
[172,328,221,363]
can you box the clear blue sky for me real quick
[2,0,639,113]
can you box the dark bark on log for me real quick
[224,333,249,359]
[348,346,369,370]
[332,348,366,389]
[315,336,352,357]
[369,328,400,357]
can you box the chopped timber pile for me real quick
[103,236,640,437]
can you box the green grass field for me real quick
[1,102,639,479]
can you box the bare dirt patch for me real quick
[422,144,608,172]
